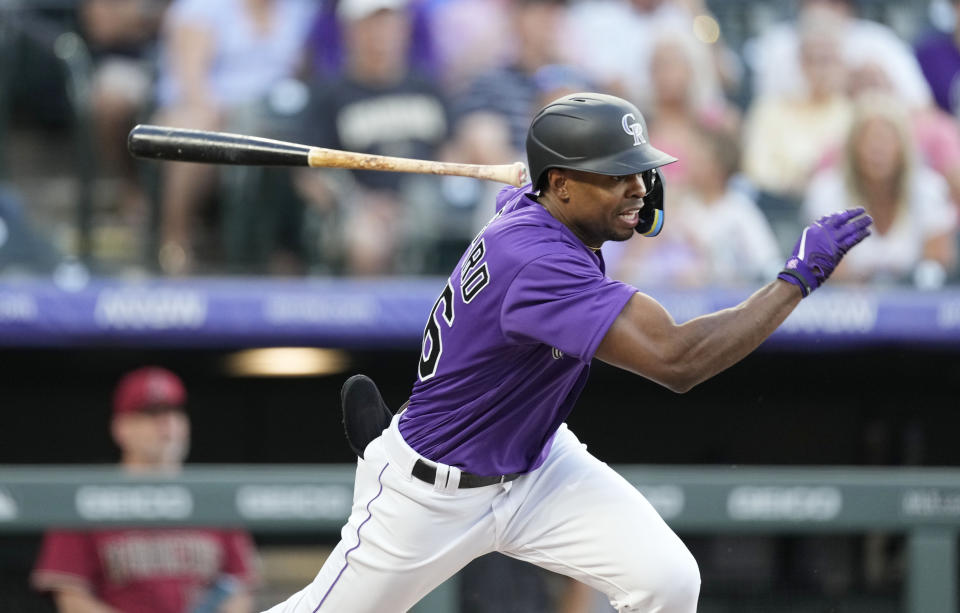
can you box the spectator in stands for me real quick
[915,0,960,117]
[0,184,63,275]
[400,64,591,272]
[749,0,932,109]
[561,0,740,107]
[151,0,318,275]
[294,0,449,276]
[303,0,438,82]
[451,0,569,152]
[401,111,515,274]
[425,0,513,92]
[78,0,168,224]
[741,9,852,200]
[31,366,260,613]
[401,63,594,274]
[845,59,960,211]
[641,30,740,192]
[803,94,958,286]
[612,123,780,287]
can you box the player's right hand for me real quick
[777,207,873,297]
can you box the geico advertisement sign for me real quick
[76,486,193,520]
[902,488,960,517]
[236,485,351,520]
[0,488,17,520]
[727,486,842,521]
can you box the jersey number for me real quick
[418,281,454,381]
[418,240,491,381]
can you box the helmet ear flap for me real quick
[636,169,665,237]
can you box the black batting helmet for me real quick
[526,92,677,236]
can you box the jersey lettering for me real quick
[460,240,491,303]
[420,218,501,380]
[461,240,486,284]
[462,265,490,303]
[418,281,455,381]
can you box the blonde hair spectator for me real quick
[804,93,958,286]
[842,94,916,216]
[846,59,960,213]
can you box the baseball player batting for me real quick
[264,93,872,613]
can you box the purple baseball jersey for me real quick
[398,185,638,476]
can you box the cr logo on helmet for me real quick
[621,113,646,146]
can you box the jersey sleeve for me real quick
[31,531,99,594]
[219,530,261,587]
[500,250,637,363]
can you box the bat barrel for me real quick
[127,124,529,186]
[128,124,312,166]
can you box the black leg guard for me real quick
[341,374,394,459]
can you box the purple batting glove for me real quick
[778,207,873,297]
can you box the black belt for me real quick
[412,459,522,489]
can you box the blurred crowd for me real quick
[1,0,959,288]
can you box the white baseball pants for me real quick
[263,415,699,613]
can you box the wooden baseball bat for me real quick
[127,124,529,187]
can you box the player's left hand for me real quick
[777,207,873,297]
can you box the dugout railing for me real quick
[0,465,957,613]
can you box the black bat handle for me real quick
[127,124,312,166]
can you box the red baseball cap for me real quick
[113,367,187,416]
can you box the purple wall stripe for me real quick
[313,462,389,612]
